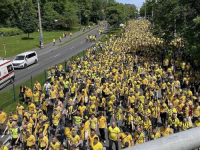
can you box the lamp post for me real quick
[37,0,43,47]
[145,0,147,19]
[79,4,81,30]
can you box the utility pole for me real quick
[37,0,43,47]
[145,1,147,19]
[79,4,81,30]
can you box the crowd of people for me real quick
[0,19,200,150]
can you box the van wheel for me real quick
[34,59,38,64]
[10,78,14,84]
[24,64,27,69]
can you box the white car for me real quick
[12,51,38,69]
[0,60,15,89]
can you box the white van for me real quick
[0,60,15,89]
[12,51,38,68]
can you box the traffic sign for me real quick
[40,37,43,40]
[3,43,6,46]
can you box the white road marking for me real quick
[54,53,61,57]
[27,64,39,70]
[70,47,74,49]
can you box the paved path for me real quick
[0,25,107,93]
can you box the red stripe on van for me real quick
[0,61,11,67]
[0,71,14,81]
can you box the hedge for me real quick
[0,28,24,36]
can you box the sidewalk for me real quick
[5,25,98,60]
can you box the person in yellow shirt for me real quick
[50,88,57,104]
[192,102,200,123]
[25,130,35,149]
[32,90,40,106]
[16,102,24,126]
[34,80,41,91]
[151,101,160,128]
[159,122,173,137]
[89,114,97,131]
[91,137,103,150]
[113,105,123,127]
[89,129,99,147]
[38,132,49,150]
[52,109,60,130]
[0,108,7,135]
[0,141,8,150]
[28,101,36,113]
[97,112,107,143]
[108,122,120,150]
[78,102,86,118]
[194,116,200,127]
[159,100,168,124]
[25,87,33,102]
[149,127,160,140]
[133,127,145,145]
[118,129,133,148]
[179,117,192,131]
[68,130,81,148]
[168,113,180,133]
[50,136,60,150]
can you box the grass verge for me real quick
[0,26,83,57]
[100,27,122,43]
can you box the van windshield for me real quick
[14,56,25,60]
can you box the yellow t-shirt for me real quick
[78,106,86,117]
[159,127,172,137]
[134,132,145,145]
[28,103,36,113]
[16,106,24,116]
[50,141,60,150]
[97,116,106,128]
[149,132,160,140]
[108,126,120,141]
[69,135,80,144]
[193,106,200,117]
[33,92,39,102]
[89,134,99,146]
[52,113,60,126]
[90,117,97,129]
[91,142,103,150]
[119,133,132,147]
[50,90,57,99]
[26,135,35,146]
[0,112,7,123]
[38,136,48,148]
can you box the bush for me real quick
[0,28,24,36]
[89,21,94,26]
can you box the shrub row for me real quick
[0,28,24,36]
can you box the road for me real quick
[0,25,107,93]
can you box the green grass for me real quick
[0,26,82,57]
[100,27,122,42]
[59,26,99,47]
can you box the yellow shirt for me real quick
[133,132,145,145]
[90,117,97,129]
[180,122,191,131]
[108,126,120,141]
[149,132,160,140]
[78,106,86,117]
[16,105,24,115]
[113,108,123,121]
[26,135,35,146]
[0,145,8,150]
[97,116,106,128]
[38,136,48,148]
[33,92,39,102]
[159,127,172,137]
[50,90,57,99]
[69,135,80,144]
[151,106,160,118]
[193,106,200,117]
[0,112,7,123]
[28,103,36,113]
[50,142,60,150]
[89,104,96,114]
[91,142,103,150]
[119,133,132,147]
[89,134,99,146]
[52,113,60,126]
[194,120,200,127]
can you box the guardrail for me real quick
[125,127,200,150]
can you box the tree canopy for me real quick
[140,0,200,63]
[0,0,138,31]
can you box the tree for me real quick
[21,2,37,38]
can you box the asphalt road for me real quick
[0,25,107,93]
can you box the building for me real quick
[125,3,136,8]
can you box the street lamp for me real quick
[37,0,43,48]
